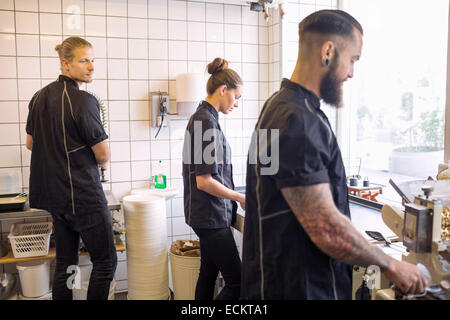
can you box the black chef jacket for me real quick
[241,79,352,300]
[182,101,237,229]
[26,75,108,218]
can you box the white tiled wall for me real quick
[0,0,339,292]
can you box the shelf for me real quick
[0,238,125,265]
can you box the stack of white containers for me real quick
[123,192,169,300]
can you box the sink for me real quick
[129,188,179,200]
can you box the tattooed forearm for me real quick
[281,183,391,271]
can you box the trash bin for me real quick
[169,240,201,300]
[16,260,50,298]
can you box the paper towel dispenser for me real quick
[175,73,205,117]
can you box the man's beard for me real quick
[320,50,343,108]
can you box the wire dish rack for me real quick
[8,222,53,259]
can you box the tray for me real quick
[0,194,27,212]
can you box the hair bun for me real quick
[207,58,229,75]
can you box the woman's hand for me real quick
[238,194,246,211]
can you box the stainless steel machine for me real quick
[379,179,450,299]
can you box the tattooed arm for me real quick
[281,183,427,294]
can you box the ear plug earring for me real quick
[324,58,330,67]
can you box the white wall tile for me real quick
[170,159,182,179]
[109,101,129,121]
[172,216,190,236]
[109,122,130,142]
[15,0,38,12]
[86,37,106,58]
[168,41,187,60]
[242,63,259,82]
[169,139,183,160]
[148,19,167,39]
[111,181,132,200]
[128,39,148,59]
[39,0,61,13]
[168,0,186,20]
[224,4,241,24]
[206,3,223,23]
[188,42,206,61]
[187,1,205,22]
[0,10,15,33]
[17,57,41,78]
[242,44,258,63]
[107,17,127,38]
[129,60,149,79]
[86,79,108,99]
[149,60,168,80]
[0,124,19,145]
[107,38,127,58]
[85,0,106,15]
[85,16,106,37]
[224,24,241,43]
[168,60,187,79]
[206,42,224,61]
[110,162,131,182]
[150,140,170,160]
[129,80,148,100]
[224,43,241,62]
[242,25,258,44]
[16,35,39,57]
[206,23,223,42]
[0,57,17,78]
[40,57,60,79]
[128,0,147,18]
[0,34,16,55]
[0,0,13,10]
[106,0,127,16]
[39,13,62,35]
[148,40,168,60]
[128,18,148,39]
[17,79,41,101]
[0,102,19,123]
[241,5,258,25]
[62,0,84,14]
[1,79,16,100]
[108,59,128,79]
[16,12,39,34]
[131,161,151,181]
[63,13,84,36]
[0,146,21,167]
[108,80,129,100]
[148,0,167,19]
[187,22,205,41]
[131,141,150,161]
[92,59,107,79]
[130,100,150,121]
[130,121,150,140]
[168,20,186,40]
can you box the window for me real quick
[339,0,449,204]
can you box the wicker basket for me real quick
[8,222,52,259]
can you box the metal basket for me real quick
[8,222,52,259]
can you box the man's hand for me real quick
[384,258,427,295]
[281,183,426,295]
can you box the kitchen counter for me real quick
[0,190,121,220]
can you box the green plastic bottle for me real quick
[154,160,167,189]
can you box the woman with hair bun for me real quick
[182,58,244,300]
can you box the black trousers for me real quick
[192,227,241,300]
[50,208,117,300]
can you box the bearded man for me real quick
[240,10,426,300]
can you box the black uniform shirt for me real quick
[241,79,352,300]
[182,101,237,229]
[26,75,108,216]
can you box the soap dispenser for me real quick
[154,160,167,189]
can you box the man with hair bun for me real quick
[241,10,427,299]
[26,36,117,300]
[182,58,245,300]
